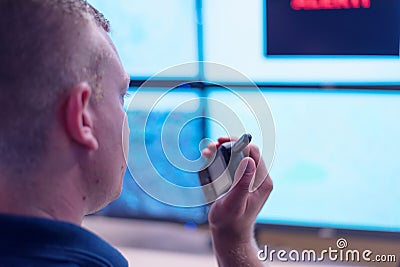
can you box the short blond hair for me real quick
[0,0,111,174]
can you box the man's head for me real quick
[0,0,130,220]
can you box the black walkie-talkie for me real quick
[198,134,252,203]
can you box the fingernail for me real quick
[245,163,255,174]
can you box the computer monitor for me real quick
[202,0,400,85]
[207,88,400,233]
[88,0,199,79]
[98,88,209,224]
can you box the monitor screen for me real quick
[202,0,400,85]
[267,0,398,56]
[88,0,199,79]
[98,88,209,224]
[207,88,400,232]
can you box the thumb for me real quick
[231,157,256,194]
[219,158,256,216]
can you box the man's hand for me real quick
[202,137,273,267]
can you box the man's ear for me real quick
[65,82,99,150]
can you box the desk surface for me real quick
[83,216,373,267]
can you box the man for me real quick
[0,0,273,266]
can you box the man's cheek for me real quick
[122,115,130,163]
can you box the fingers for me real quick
[201,137,237,158]
[232,157,256,191]
[240,143,260,164]
[218,136,238,144]
[248,174,273,215]
[201,142,218,157]
[203,136,269,191]
[219,157,256,215]
[202,136,268,192]
[256,174,273,199]
[217,136,262,169]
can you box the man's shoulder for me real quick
[0,214,128,267]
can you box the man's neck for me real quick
[0,170,86,225]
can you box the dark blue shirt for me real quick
[0,214,128,267]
